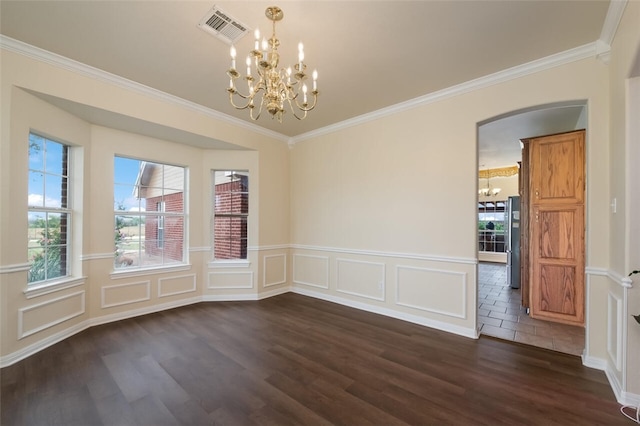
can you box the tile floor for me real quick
[478,262,585,356]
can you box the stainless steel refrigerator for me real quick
[506,196,521,289]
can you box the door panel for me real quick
[539,209,577,260]
[538,264,577,315]
[528,130,585,326]
[531,132,585,205]
[531,204,584,324]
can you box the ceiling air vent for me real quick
[198,6,250,45]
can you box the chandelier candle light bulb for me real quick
[230,46,236,70]
[226,5,319,122]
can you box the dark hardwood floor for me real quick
[1,293,627,425]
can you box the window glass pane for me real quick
[478,201,506,253]
[214,216,247,260]
[115,214,144,268]
[28,211,46,254]
[28,134,70,285]
[28,171,44,207]
[28,135,44,168]
[44,174,63,208]
[27,211,68,283]
[114,157,143,211]
[114,157,186,269]
[163,164,186,194]
[213,171,249,260]
[160,239,183,263]
[163,192,184,214]
[44,140,64,175]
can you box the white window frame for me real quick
[211,170,249,264]
[113,156,187,274]
[27,133,72,286]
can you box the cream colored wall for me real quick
[0,88,93,360]
[0,48,291,364]
[607,0,640,399]
[290,57,609,342]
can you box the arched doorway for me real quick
[476,101,588,356]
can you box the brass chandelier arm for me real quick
[225,6,318,122]
[292,91,319,112]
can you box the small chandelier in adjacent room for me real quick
[227,6,318,122]
[479,177,501,197]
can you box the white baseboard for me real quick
[0,320,91,368]
[90,296,202,328]
[582,354,608,370]
[0,295,203,368]
[201,286,289,302]
[290,285,477,339]
[585,355,640,407]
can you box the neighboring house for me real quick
[135,162,184,262]
[213,172,248,260]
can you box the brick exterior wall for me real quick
[214,177,248,259]
[144,191,184,261]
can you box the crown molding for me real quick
[595,0,627,64]
[0,35,289,144]
[599,0,628,46]
[2,11,623,149]
[290,42,600,145]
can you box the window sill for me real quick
[110,264,192,280]
[24,276,86,299]
[208,260,251,269]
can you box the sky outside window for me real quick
[28,134,65,212]
[114,156,144,211]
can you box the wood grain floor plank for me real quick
[1,293,628,425]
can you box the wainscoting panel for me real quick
[264,254,287,288]
[18,291,85,339]
[158,274,197,298]
[208,271,254,289]
[396,266,466,319]
[101,280,151,308]
[293,254,329,289]
[336,258,385,301]
[607,291,623,371]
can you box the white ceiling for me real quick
[0,1,612,167]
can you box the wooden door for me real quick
[519,151,530,310]
[528,130,585,326]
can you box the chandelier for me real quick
[227,6,318,122]
[479,177,501,197]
